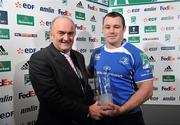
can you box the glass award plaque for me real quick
[94,67,112,106]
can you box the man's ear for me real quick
[123,25,126,33]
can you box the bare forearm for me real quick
[120,80,153,113]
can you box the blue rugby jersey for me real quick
[88,39,153,113]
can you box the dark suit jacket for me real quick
[29,43,94,125]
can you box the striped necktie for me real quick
[64,53,78,75]
[62,52,85,93]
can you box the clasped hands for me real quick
[89,101,126,120]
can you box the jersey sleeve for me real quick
[133,51,153,83]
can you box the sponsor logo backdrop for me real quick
[1,0,180,125]
[0,0,107,124]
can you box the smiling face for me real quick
[103,16,126,48]
[50,17,76,53]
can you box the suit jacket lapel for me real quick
[70,50,87,84]
[48,43,78,77]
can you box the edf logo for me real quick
[15,1,35,10]
[17,48,37,54]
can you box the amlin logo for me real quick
[0,61,11,72]
[75,11,85,20]
[128,36,140,43]
[144,25,157,33]
[0,28,10,39]
[17,14,34,26]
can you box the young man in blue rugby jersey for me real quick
[88,12,153,125]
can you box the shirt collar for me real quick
[61,51,70,56]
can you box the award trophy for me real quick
[94,67,112,106]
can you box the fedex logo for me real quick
[0,79,12,87]
[162,86,176,91]
[19,91,36,99]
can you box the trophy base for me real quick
[98,93,112,106]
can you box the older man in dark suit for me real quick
[29,16,104,125]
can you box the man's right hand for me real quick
[88,101,104,120]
